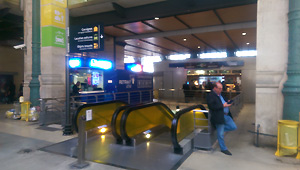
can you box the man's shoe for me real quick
[221,150,232,155]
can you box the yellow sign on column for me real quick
[41,0,67,8]
[41,5,66,28]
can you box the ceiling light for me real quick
[183,38,187,41]
[242,32,247,36]
[246,43,250,45]
[197,46,201,49]
[155,17,159,20]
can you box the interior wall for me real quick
[0,46,24,96]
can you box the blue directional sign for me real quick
[69,23,104,53]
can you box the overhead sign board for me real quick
[169,61,244,69]
[69,24,104,53]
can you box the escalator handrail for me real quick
[171,104,207,153]
[73,100,128,132]
[111,105,131,141]
[120,102,174,142]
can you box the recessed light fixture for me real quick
[242,32,247,36]
[154,17,159,20]
[183,38,187,41]
[198,46,201,49]
[246,42,250,45]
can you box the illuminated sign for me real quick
[125,63,143,72]
[69,24,104,53]
[69,58,81,68]
[89,59,112,70]
[92,72,100,85]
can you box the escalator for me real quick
[41,100,209,170]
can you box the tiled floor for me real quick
[0,103,299,170]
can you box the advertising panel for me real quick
[41,5,66,28]
[41,0,67,8]
[42,26,66,48]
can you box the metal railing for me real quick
[39,90,153,126]
[39,97,66,126]
[71,90,153,104]
[229,92,243,118]
[154,89,241,104]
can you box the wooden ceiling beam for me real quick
[174,15,219,51]
[117,21,256,41]
[213,9,240,51]
[70,0,257,26]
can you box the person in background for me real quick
[72,81,81,96]
[207,82,237,156]
[221,81,227,92]
[7,81,15,103]
[182,81,190,103]
[205,78,213,90]
[18,80,24,97]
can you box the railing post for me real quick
[140,91,142,103]
[71,115,89,168]
[128,92,130,104]
[39,99,46,126]
[113,93,116,100]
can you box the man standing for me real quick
[207,82,237,155]
[182,81,190,103]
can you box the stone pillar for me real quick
[40,0,67,99]
[256,0,289,145]
[23,0,33,101]
[282,0,300,120]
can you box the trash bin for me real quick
[275,120,299,157]
[21,101,31,121]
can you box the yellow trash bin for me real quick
[275,120,299,157]
[21,101,31,122]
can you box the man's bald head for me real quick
[213,82,223,95]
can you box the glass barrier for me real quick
[171,104,207,154]
[176,109,208,142]
[121,102,174,142]
[74,100,127,132]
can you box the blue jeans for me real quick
[215,115,237,151]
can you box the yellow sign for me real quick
[41,0,67,8]
[41,5,66,28]
[93,26,98,32]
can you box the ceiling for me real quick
[0,0,257,58]
[0,0,23,46]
